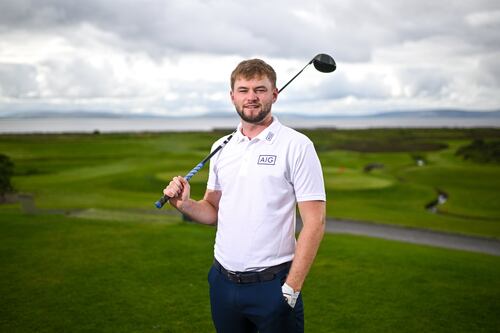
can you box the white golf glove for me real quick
[282,282,300,308]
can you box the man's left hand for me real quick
[282,283,300,308]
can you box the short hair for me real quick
[230,59,277,90]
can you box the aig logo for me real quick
[257,155,277,165]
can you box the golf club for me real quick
[278,53,336,93]
[155,53,336,208]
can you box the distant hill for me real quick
[0,110,237,119]
[367,110,500,118]
[277,110,500,119]
[1,109,500,119]
[0,110,125,119]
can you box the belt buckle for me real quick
[227,270,243,283]
[234,272,243,283]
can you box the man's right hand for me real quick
[163,176,191,209]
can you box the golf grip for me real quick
[154,194,171,209]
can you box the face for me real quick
[230,75,278,125]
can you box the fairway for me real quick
[1,128,499,237]
[323,166,394,190]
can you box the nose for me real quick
[247,90,258,101]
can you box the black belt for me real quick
[213,259,291,284]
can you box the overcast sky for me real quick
[0,0,499,117]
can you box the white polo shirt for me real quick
[207,117,325,272]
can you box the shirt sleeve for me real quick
[291,140,326,202]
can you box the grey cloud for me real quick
[477,53,500,86]
[0,63,39,97]
[278,72,393,103]
[397,68,450,98]
[316,74,392,100]
[163,80,233,113]
[321,0,500,60]
[0,1,297,57]
[1,0,499,62]
[40,57,125,98]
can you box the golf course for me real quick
[1,127,499,332]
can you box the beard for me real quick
[236,102,272,124]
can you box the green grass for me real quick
[1,129,499,237]
[0,208,213,332]
[1,128,499,332]
[1,209,499,332]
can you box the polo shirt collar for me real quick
[234,116,281,145]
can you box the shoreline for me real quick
[2,116,500,134]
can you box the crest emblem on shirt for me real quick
[257,155,276,165]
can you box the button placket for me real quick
[238,139,256,176]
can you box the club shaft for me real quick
[155,131,235,208]
[278,61,312,93]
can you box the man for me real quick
[163,59,326,332]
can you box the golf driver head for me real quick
[312,54,336,73]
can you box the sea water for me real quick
[1,116,500,134]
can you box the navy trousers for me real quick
[207,264,304,333]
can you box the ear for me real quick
[272,87,278,103]
[230,90,235,104]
